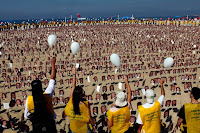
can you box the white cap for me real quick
[115,91,127,107]
[146,89,154,104]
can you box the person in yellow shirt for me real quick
[65,67,95,133]
[24,57,57,133]
[107,75,132,133]
[137,80,165,133]
[174,87,200,133]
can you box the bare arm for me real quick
[107,119,112,132]
[174,118,183,133]
[137,124,143,133]
[70,67,76,98]
[125,75,131,104]
[51,57,56,80]
[160,79,165,96]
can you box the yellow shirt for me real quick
[107,106,131,133]
[65,98,89,133]
[184,103,200,133]
[27,94,54,116]
[138,101,161,133]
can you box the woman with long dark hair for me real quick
[24,57,57,133]
[65,67,95,133]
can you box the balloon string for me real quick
[74,55,76,67]
[51,47,53,57]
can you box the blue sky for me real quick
[0,0,200,20]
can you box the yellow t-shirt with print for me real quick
[138,101,161,133]
[184,103,200,133]
[107,106,131,133]
[65,98,89,133]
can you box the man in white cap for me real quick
[107,75,132,133]
[137,80,165,133]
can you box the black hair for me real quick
[191,87,200,100]
[72,86,86,115]
[31,80,48,116]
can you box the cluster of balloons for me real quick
[47,34,174,69]
[110,53,174,69]
[47,34,80,55]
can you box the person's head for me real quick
[59,97,64,103]
[59,90,64,96]
[111,92,116,99]
[101,105,106,113]
[130,116,136,123]
[64,97,69,104]
[9,100,15,107]
[145,89,154,104]
[22,91,26,96]
[73,86,86,115]
[176,87,181,93]
[190,87,200,100]
[23,99,26,105]
[172,100,176,106]
[11,92,16,99]
[31,80,43,97]
[53,97,58,104]
[110,85,114,91]
[2,93,6,99]
[93,107,98,115]
[96,94,100,100]
[115,91,127,107]
[164,110,169,118]
[16,99,21,106]
[88,95,93,101]
[102,93,108,100]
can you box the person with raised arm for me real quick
[107,75,132,133]
[65,67,96,133]
[24,57,57,133]
[136,79,165,133]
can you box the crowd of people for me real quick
[0,23,200,132]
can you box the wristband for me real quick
[73,74,76,76]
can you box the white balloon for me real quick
[193,45,196,48]
[110,54,120,67]
[0,52,2,55]
[47,35,57,47]
[164,57,174,68]
[193,51,196,54]
[71,42,80,55]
